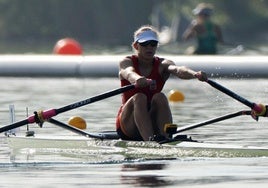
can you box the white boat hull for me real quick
[6,135,268,158]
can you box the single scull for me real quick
[6,131,268,158]
[2,79,268,158]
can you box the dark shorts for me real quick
[116,102,147,141]
[116,127,143,141]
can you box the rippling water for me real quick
[1,77,268,187]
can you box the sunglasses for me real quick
[138,40,158,47]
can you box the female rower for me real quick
[116,25,207,142]
[182,3,223,54]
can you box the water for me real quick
[1,77,268,187]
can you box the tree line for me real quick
[0,0,267,52]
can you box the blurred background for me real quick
[0,0,267,54]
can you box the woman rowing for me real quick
[116,25,207,142]
[182,3,223,54]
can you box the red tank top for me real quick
[121,55,165,104]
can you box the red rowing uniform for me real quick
[116,55,165,139]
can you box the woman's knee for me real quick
[133,93,147,104]
[152,93,169,106]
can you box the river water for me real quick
[0,77,268,187]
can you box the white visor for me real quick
[134,30,158,43]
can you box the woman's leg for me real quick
[120,93,154,141]
[150,93,173,137]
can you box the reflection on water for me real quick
[121,162,173,187]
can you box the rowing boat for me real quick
[2,79,268,160]
[6,131,268,158]
[5,111,268,159]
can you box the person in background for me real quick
[116,25,207,142]
[182,3,223,55]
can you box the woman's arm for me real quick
[119,58,148,87]
[162,59,207,81]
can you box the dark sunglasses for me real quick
[138,40,158,47]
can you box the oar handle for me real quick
[207,79,263,113]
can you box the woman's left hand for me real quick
[195,71,208,81]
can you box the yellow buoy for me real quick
[68,116,87,129]
[168,89,185,102]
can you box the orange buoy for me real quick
[53,38,83,55]
[168,89,185,102]
[68,116,87,129]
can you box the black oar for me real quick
[165,110,251,135]
[207,79,266,116]
[48,118,120,140]
[0,84,135,133]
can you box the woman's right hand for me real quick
[136,77,151,88]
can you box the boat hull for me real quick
[6,135,268,158]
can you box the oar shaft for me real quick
[55,84,135,114]
[48,118,119,139]
[0,84,135,134]
[207,80,262,113]
[0,119,29,133]
[0,110,57,133]
[176,111,250,134]
[48,118,99,138]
